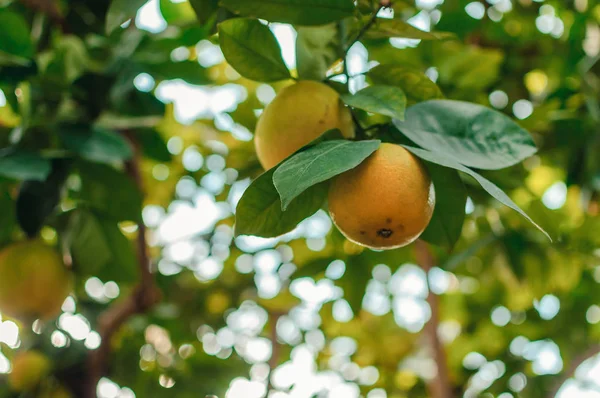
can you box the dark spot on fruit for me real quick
[377,229,393,238]
[397,224,405,231]
[319,119,326,124]
[360,231,366,235]
[386,218,392,224]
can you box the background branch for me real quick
[415,240,453,398]
[85,134,160,398]
[547,344,600,398]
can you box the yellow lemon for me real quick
[0,240,72,320]
[328,143,435,249]
[254,80,354,170]
[8,351,52,391]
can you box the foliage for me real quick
[0,0,599,397]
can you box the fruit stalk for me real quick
[85,133,160,398]
[415,240,453,398]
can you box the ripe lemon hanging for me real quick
[328,143,435,250]
[254,80,354,170]
[0,240,72,321]
[8,350,52,391]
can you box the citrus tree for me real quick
[0,0,599,397]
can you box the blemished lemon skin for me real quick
[254,80,355,170]
[8,351,52,391]
[328,143,435,250]
[0,240,72,321]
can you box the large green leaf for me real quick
[273,140,380,210]
[59,126,133,164]
[403,145,551,241]
[368,64,443,104]
[0,150,51,181]
[0,187,15,244]
[220,0,355,26]
[394,100,538,170]
[337,255,371,313]
[189,0,219,24]
[363,18,454,40]
[219,18,290,82]
[341,85,406,120]
[68,210,137,282]
[296,23,340,80]
[0,10,34,58]
[137,128,172,163]
[419,163,466,251]
[235,168,327,238]
[16,159,71,238]
[106,0,148,35]
[78,162,142,222]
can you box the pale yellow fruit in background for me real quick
[254,80,355,170]
[0,240,72,320]
[8,350,52,391]
[328,143,435,250]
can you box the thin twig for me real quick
[547,344,600,398]
[85,134,160,398]
[268,312,282,391]
[350,109,368,140]
[415,240,453,398]
[346,4,385,51]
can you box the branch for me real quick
[415,240,453,398]
[268,312,283,391]
[346,4,384,51]
[85,134,160,398]
[547,344,600,398]
[19,0,67,32]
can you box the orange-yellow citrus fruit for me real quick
[8,350,52,391]
[254,80,354,170]
[0,240,72,320]
[328,143,435,249]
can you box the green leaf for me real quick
[441,233,496,271]
[220,0,355,26]
[189,0,219,24]
[296,24,340,80]
[16,159,71,238]
[68,210,137,282]
[0,10,34,58]
[368,64,443,104]
[341,85,406,120]
[235,168,326,238]
[403,145,551,241]
[78,162,143,222]
[394,100,538,170]
[419,163,466,251]
[43,36,88,84]
[337,255,371,313]
[363,18,454,40]
[0,150,51,181]
[273,140,380,210]
[293,257,332,279]
[106,0,148,35]
[218,18,290,82]
[137,128,172,162]
[59,126,133,164]
[0,186,16,244]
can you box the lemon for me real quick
[328,143,435,249]
[254,80,354,170]
[0,240,72,320]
